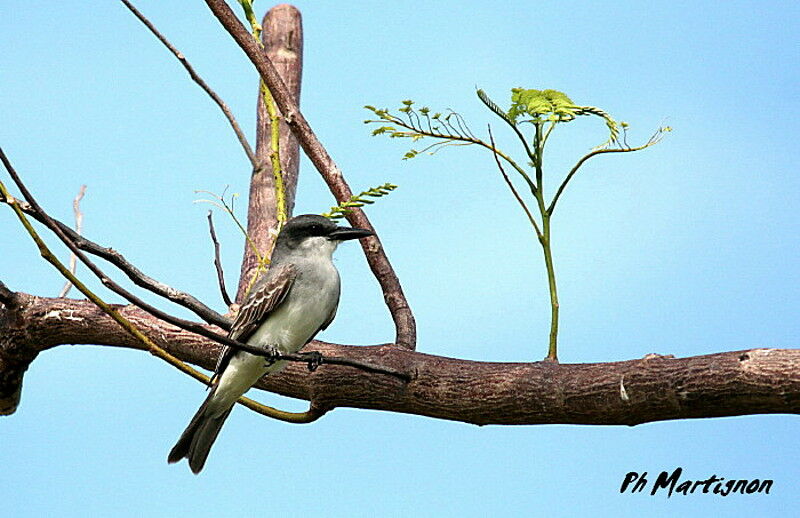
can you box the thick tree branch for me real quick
[204,0,417,349]
[0,281,17,308]
[3,294,798,424]
[236,5,304,302]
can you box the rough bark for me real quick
[236,5,304,303]
[3,293,798,424]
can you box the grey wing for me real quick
[211,263,297,382]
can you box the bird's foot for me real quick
[302,351,324,372]
[262,344,281,366]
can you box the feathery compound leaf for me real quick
[365,100,478,159]
[508,88,579,123]
[574,105,621,149]
[506,87,623,148]
[371,126,397,136]
[477,89,516,128]
[321,183,398,220]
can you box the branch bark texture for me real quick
[236,5,304,303]
[3,294,798,424]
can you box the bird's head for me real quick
[275,214,373,257]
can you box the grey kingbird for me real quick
[168,214,373,473]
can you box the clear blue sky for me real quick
[1,1,798,516]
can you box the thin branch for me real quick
[59,184,86,297]
[374,112,538,196]
[477,88,537,167]
[0,179,210,382]
[240,400,328,424]
[9,196,229,328]
[547,139,662,216]
[488,126,542,239]
[0,147,409,383]
[206,210,233,307]
[195,189,263,261]
[205,0,417,349]
[120,0,257,168]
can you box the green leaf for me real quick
[371,126,396,136]
[321,183,398,219]
[508,88,578,123]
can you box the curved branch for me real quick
[3,294,799,425]
[204,0,417,350]
[121,0,257,167]
[206,211,233,307]
[488,126,541,239]
[548,138,663,216]
[476,89,537,167]
[2,178,229,329]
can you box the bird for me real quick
[168,214,373,473]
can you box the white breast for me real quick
[211,238,342,410]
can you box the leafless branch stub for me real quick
[236,5,304,303]
[59,184,86,298]
[206,210,233,307]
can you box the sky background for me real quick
[1,1,798,516]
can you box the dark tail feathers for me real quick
[168,389,233,474]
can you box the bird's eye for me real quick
[310,224,321,234]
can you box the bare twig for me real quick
[0,147,409,382]
[207,211,233,307]
[204,0,417,349]
[488,126,542,239]
[59,184,86,297]
[120,0,257,167]
[9,196,229,328]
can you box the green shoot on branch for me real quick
[322,183,398,220]
[365,87,670,362]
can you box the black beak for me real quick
[328,226,374,241]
